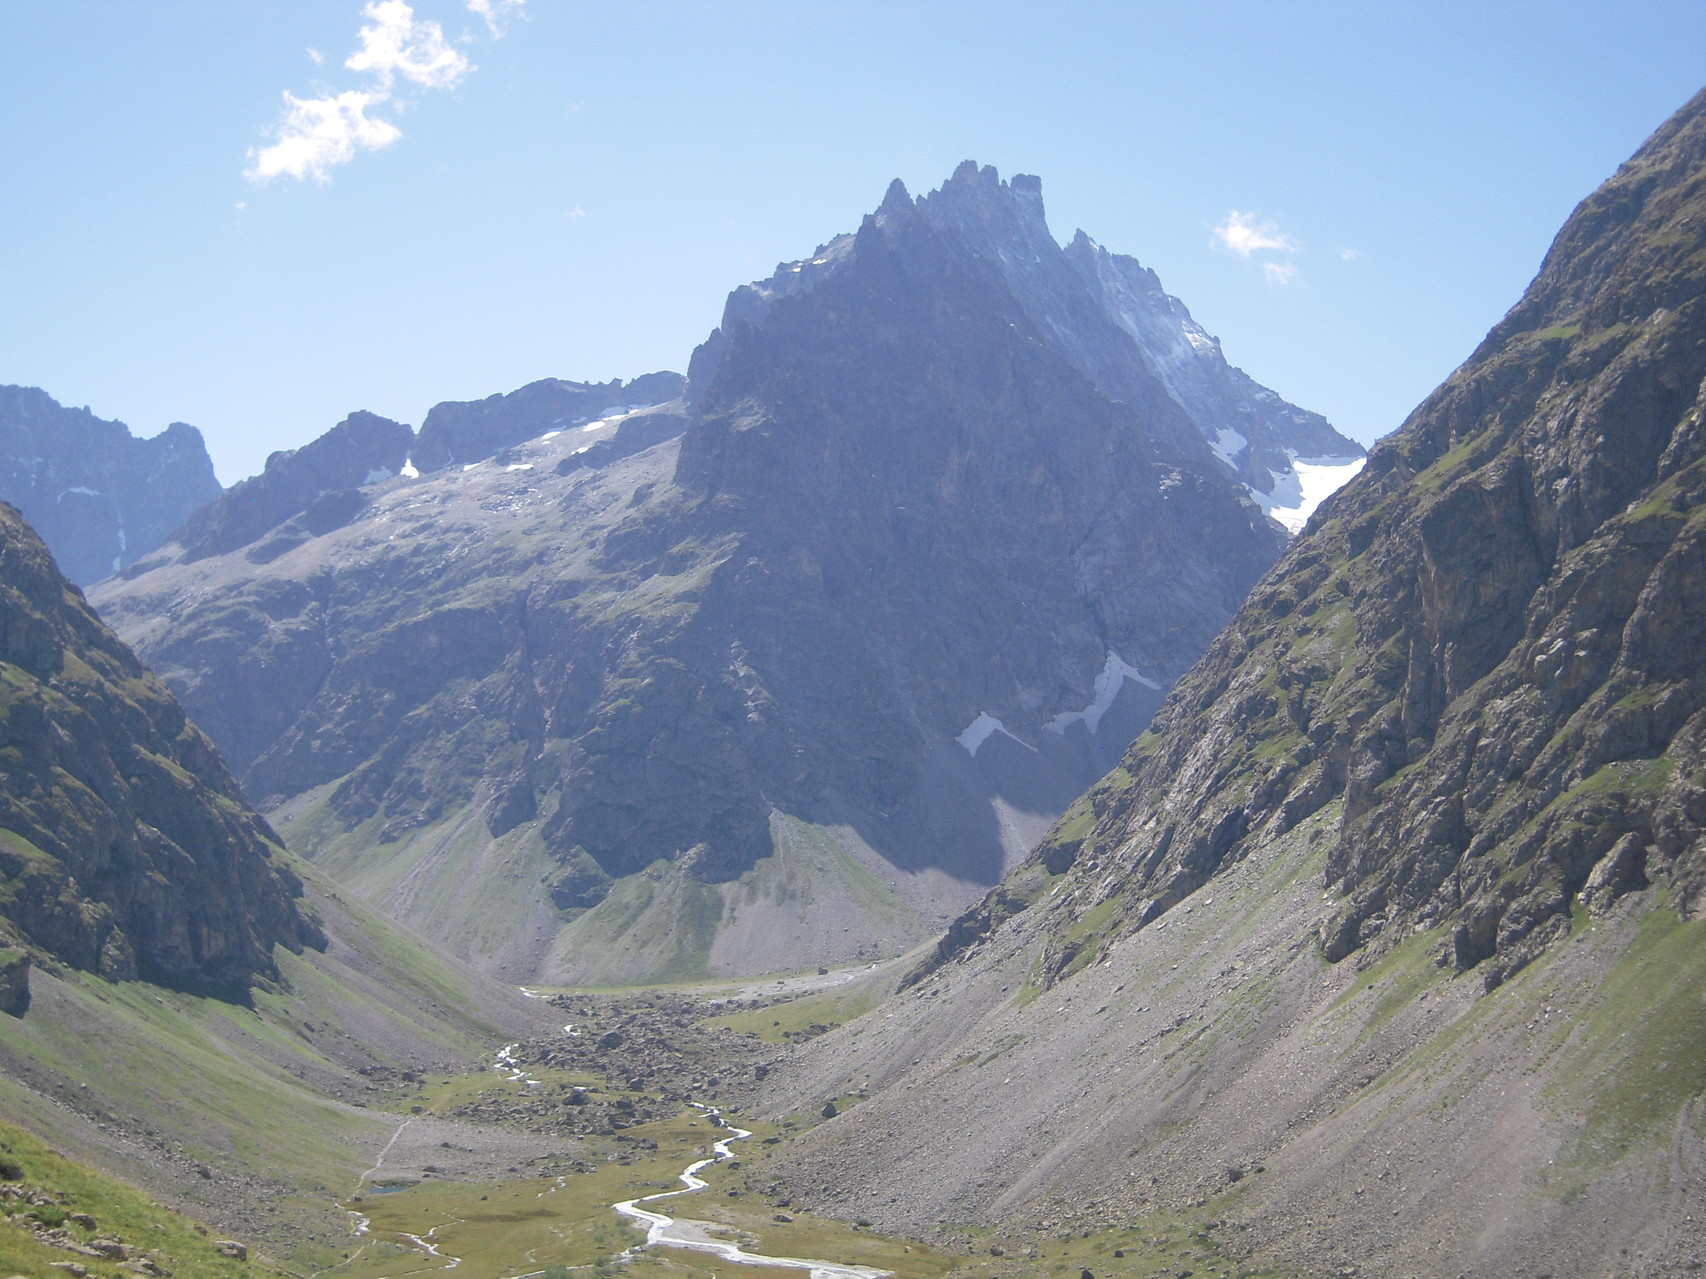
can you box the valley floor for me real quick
[1,957,1331,1279]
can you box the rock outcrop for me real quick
[0,501,321,999]
[914,164,1364,523]
[0,386,221,585]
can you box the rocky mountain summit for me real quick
[920,163,1363,526]
[0,501,321,1000]
[754,89,1706,1279]
[0,386,221,585]
[91,165,1339,983]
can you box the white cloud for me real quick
[1340,247,1362,260]
[307,47,324,64]
[245,89,402,183]
[1264,261,1299,285]
[467,0,525,36]
[346,0,470,91]
[1213,210,1300,257]
[249,0,510,185]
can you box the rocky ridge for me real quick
[411,372,684,473]
[0,386,221,585]
[1001,82,1706,992]
[907,165,1362,522]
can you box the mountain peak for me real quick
[877,176,913,219]
[921,161,1053,246]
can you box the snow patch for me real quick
[505,463,534,472]
[956,712,1032,757]
[400,457,420,479]
[362,467,393,486]
[1210,428,1247,469]
[1248,453,1365,534]
[1047,651,1160,737]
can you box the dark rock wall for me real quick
[536,186,1286,885]
[0,502,321,999]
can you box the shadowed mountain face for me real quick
[0,386,221,585]
[752,89,1706,1279]
[571,176,1289,883]
[91,166,1333,982]
[0,502,321,1001]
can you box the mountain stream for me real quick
[610,1104,893,1279]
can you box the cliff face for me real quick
[0,387,221,585]
[0,502,321,999]
[750,89,1706,1279]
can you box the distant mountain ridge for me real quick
[0,386,221,585]
[91,163,1346,985]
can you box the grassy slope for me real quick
[0,852,545,1267]
[0,1117,293,1279]
[279,785,565,980]
[540,815,931,988]
[286,787,937,989]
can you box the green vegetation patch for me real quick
[1325,925,1448,1040]
[706,986,876,1044]
[0,1118,284,1278]
[1552,901,1706,1167]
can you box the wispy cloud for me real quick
[1213,210,1301,257]
[1264,261,1299,286]
[247,1,522,185]
[1340,247,1362,261]
[467,0,525,36]
[246,89,401,184]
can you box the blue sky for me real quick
[2,2,1703,484]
